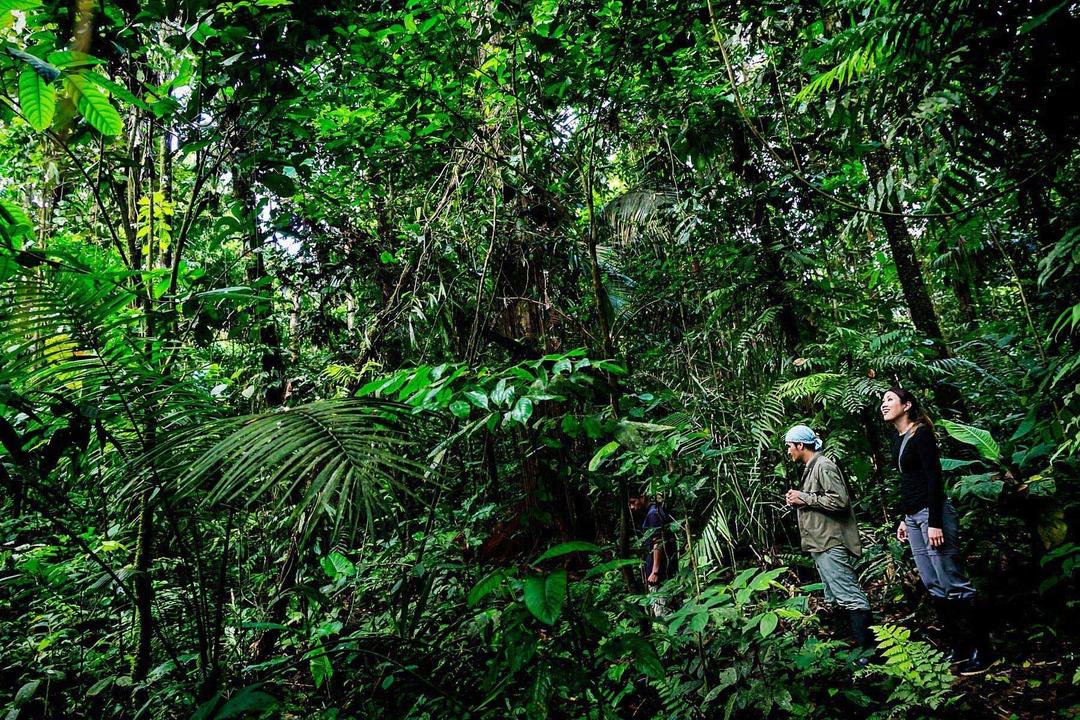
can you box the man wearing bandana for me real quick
[784,424,874,662]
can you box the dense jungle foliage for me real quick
[2,0,1080,717]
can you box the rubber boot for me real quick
[929,596,961,662]
[949,596,991,675]
[848,609,875,667]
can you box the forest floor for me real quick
[951,635,1078,718]
[869,607,1077,718]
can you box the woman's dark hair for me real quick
[886,386,935,431]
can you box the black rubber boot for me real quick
[848,609,875,650]
[929,596,961,662]
[848,608,875,667]
[950,597,991,675]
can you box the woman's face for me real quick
[880,391,910,422]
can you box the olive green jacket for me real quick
[796,454,862,556]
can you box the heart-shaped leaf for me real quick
[523,569,566,625]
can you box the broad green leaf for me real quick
[1010,415,1038,442]
[260,170,297,196]
[534,541,601,564]
[1,0,43,15]
[951,473,1003,501]
[396,365,432,400]
[523,569,566,625]
[18,67,55,131]
[449,400,470,418]
[241,622,290,631]
[624,636,664,679]
[510,396,533,425]
[5,46,60,81]
[67,75,123,136]
[532,0,559,31]
[759,611,779,637]
[619,420,674,432]
[320,551,356,579]
[582,415,602,439]
[215,685,279,719]
[46,50,105,69]
[588,440,619,471]
[83,71,152,111]
[938,419,1000,461]
[0,198,32,244]
[749,567,787,591]
[309,641,332,688]
[490,378,514,406]
[13,679,40,705]
[1022,475,1056,498]
[1020,0,1072,33]
[467,569,508,607]
[583,557,640,578]
[86,676,113,697]
[463,390,488,409]
[730,567,758,589]
[940,457,979,472]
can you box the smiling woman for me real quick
[881,387,989,674]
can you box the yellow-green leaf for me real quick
[938,419,1000,461]
[67,74,123,136]
[588,440,619,471]
[18,67,55,131]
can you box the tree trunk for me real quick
[234,159,288,408]
[582,162,639,592]
[865,150,965,415]
[252,518,304,663]
[865,153,945,342]
[131,488,155,681]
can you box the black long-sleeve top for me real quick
[890,426,946,528]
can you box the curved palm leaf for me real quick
[0,261,218,449]
[165,398,430,543]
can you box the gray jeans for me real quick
[905,503,977,600]
[810,546,870,611]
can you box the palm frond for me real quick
[0,262,218,450]
[599,189,678,250]
[695,500,735,570]
[163,398,429,543]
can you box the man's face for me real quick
[785,442,803,463]
[629,496,647,513]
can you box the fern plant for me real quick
[862,624,956,716]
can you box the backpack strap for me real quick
[897,424,920,473]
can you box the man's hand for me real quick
[785,489,806,506]
[928,527,944,549]
[647,572,659,585]
[896,521,908,542]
